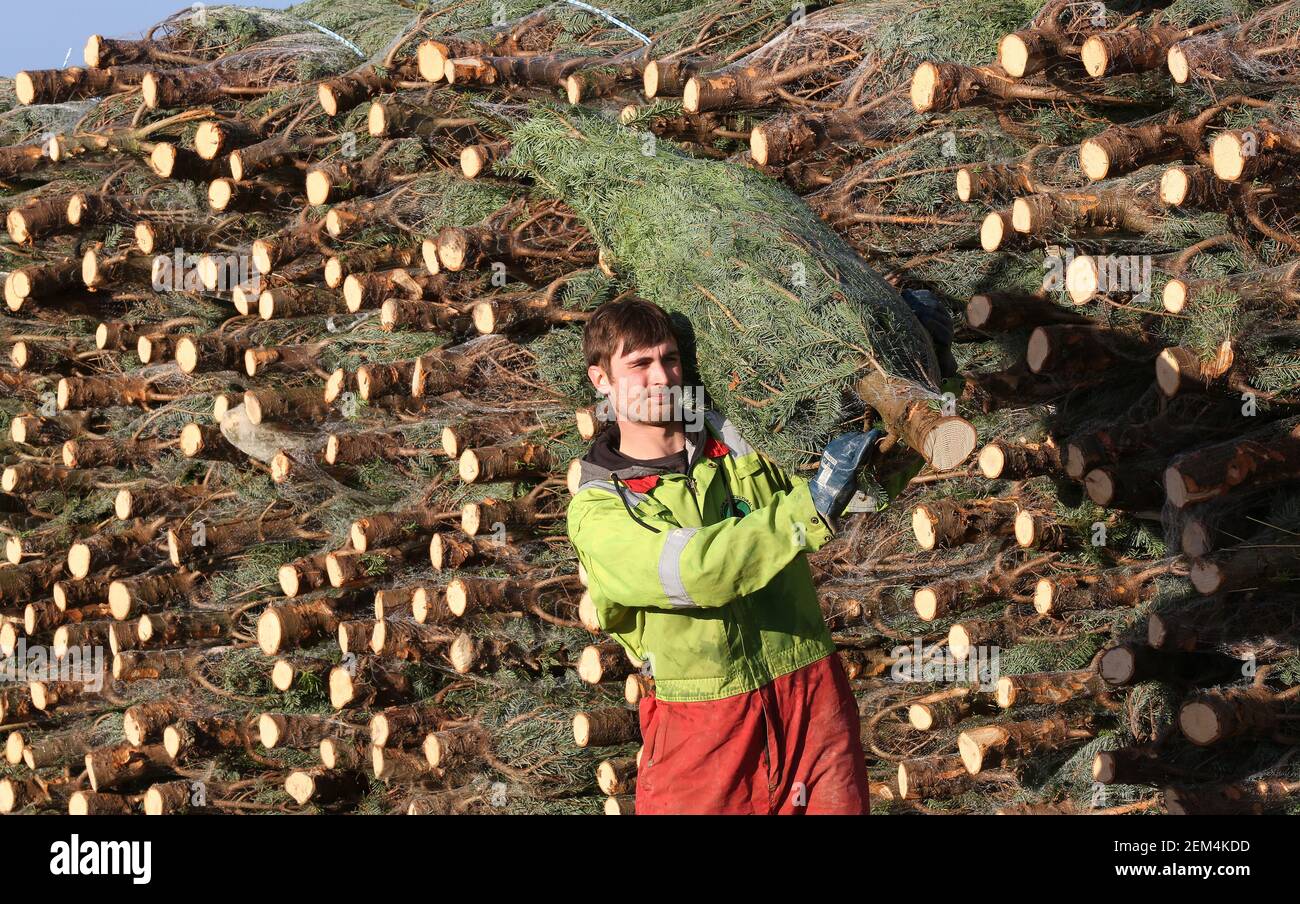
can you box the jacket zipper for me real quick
[683,475,702,517]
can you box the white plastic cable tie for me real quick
[563,0,651,45]
[303,19,366,58]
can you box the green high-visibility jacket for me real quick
[566,408,837,702]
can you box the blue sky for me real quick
[2,1,296,76]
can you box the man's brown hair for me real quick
[583,297,679,375]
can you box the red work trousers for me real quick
[634,653,871,815]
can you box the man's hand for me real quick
[809,429,885,529]
[902,288,958,379]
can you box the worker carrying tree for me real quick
[567,294,953,815]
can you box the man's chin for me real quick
[624,412,680,426]
[622,402,679,424]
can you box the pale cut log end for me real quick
[471,302,494,334]
[998,34,1030,79]
[980,211,1007,252]
[911,505,937,550]
[1170,465,1190,509]
[564,76,583,106]
[1092,751,1116,783]
[251,240,275,275]
[317,82,338,116]
[342,274,364,312]
[449,632,475,673]
[67,542,91,579]
[1026,326,1050,372]
[1210,131,1246,182]
[642,61,660,98]
[195,121,222,160]
[1154,347,1184,398]
[1188,559,1220,595]
[909,62,939,113]
[1160,166,1189,207]
[577,646,603,684]
[948,624,972,661]
[1099,645,1136,685]
[1080,36,1109,77]
[976,443,1005,478]
[257,608,284,655]
[458,450,480,483]
[749,126,770,167]
[994,676,1015,708]
[907,704,934,730]
[913,587,938,621]
[328,666,354,709]
[1079,139,1109,181]
[271,659,295,691]
[578,591,600,632]
[461,503,482,537]
[367,103,387,137]
[1013,508,1036,545]
[421,237,441,275]
[1180,519,1212,558]
[445,580,467,617]
[14,72,36,106]
[277,563,301,598]
[1033,577,1054,614]
[572,713,591,747]
[923,417,977,471]
[1167,45,1190,84]
[436,231,467,272]
[417,41,447,83]
[957,732,984,774]
[1162,279,1188,313]
[1178,700,1219,746]
[285,771,315,805]
[305,169,332,206]
[1084,468,1115,506]
[149,141,176,178]
[208,178,235,211]
[955,168,972,202]
[681,77,701,114]
[107,580,132,620]
[1010,197,1033,234]
[1148,613,1169,648]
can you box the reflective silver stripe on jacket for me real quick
[658,527,699,608]
[578,479,647,507]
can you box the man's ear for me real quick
[587,364,610,396]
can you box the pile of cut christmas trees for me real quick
[1,0,1299,815]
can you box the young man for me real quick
[566,297,901,815]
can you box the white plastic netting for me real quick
[1170,1,1300,86]
[0,99,100,148]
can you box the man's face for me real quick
[589,336,684,424]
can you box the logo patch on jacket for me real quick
[727,496,753,517]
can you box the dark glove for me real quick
[902,288,958,379]
[809,429,885,528]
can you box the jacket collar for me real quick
[577,407,742,493]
